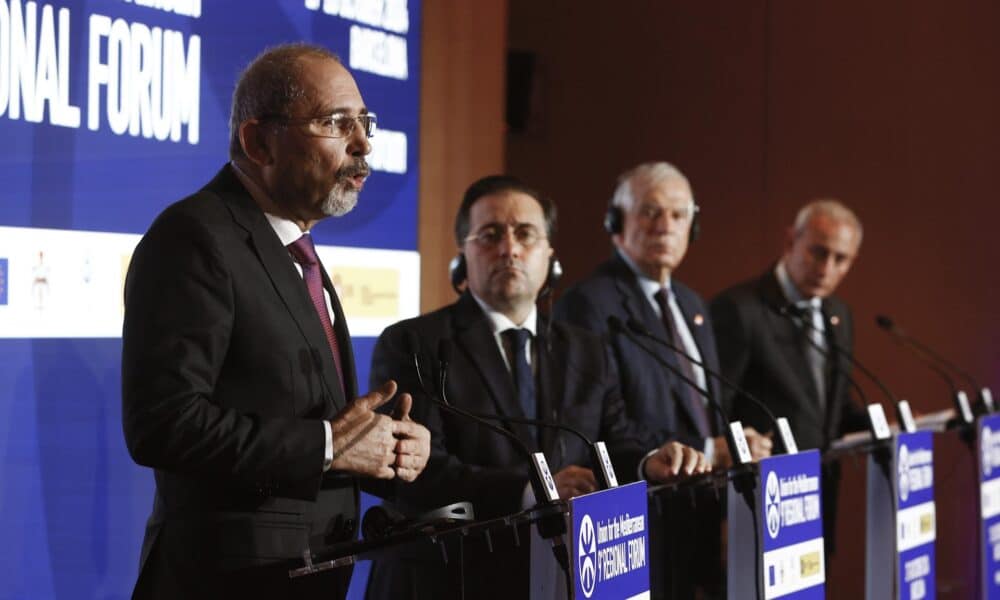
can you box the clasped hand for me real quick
[329,380,431,481]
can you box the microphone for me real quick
[403,330,570,576]
[606,316,753,465]
[776,304,909,433]
[401,331,562,510]
[621,317,786,440]
[434,334,620,489]
[876,314,990,418]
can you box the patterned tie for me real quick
[503,328,536,422]
[797,300,827,411]
[653,288,713,437]
[287,234,345,396]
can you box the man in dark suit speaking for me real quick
[121,43,430,599]
[365,175,709,599]
[709,199,868,551]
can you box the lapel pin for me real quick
[829,315,840,326]
[693,314,704,326]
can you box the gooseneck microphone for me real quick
[621,317,785,437]
[606,316,749,464]
[434,336,619,489]
[876,314,993,415]
[403,331,556,504]
[777,304,905,430]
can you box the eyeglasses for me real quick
[464,224,547,248]
[260,112,377,139]
[634,202,696,223]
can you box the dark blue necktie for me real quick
[653,288,713,438]
[503,328,536,421]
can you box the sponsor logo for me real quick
[0,258,7,305]
[899,444,911,502]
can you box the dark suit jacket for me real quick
[122,165,366,599]
[553,253,724,449]
[708,268,868,451]
[364,293,651,599]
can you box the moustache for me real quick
[337,160,370,180]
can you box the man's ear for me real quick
[782,226,797,255]
[239,119,274,167]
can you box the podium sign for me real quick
[570,481,650,600]
[760,450,825,599]
[979,414,1000,598]
[895,431,936,600]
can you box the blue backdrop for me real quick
[0,0,421,597]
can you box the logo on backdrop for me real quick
[766,470,781,539]
[898,444,911,502]
[577,514,598,598]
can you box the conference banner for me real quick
[895,431,936,600]
[980,413,1000,599]
[0,1,421,597]
[760,450,825,599]
[570,481,650,600]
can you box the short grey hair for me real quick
[610,161,692,211]
[793,199,863,243]
[228,43,341,160]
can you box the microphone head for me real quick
[404,329,421,356]
[437,339,453,365]
[606,316,625,332]
[875,315,895,331]
[780,304,805,318]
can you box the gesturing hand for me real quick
[643,441,711,483]
[390,392,431,482]
[329,381,401,479]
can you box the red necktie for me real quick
[654,288,713,437]
[287,234,345,396]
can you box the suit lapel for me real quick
[535,321,565,456]
[211,166,349,413]
[673,287,722,436]
[608,255,710,438]
[451,295,538,449]
[821,298,850,426]
[759,271,824,411]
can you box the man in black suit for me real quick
[365,175,710,599]
[555,161,771,597]
[709,199,868,550]
[121,43,430,599]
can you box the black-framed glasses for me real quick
[260,112,377,139]
[464,223,547,248]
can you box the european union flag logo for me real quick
[0,258,7,305]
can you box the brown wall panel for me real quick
[420,0,509,312]
[506,0,1000,595]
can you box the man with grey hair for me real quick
[556,161,769,597]
[709,199,868,554]
[122,43,430,599]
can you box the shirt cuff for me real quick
[323,420,333,472]
[637,448,659,480]
[703,437,715,465]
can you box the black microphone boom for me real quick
[876,314,991,415]
[621,317,784,435]
[607,316,750,463]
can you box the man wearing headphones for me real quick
[555,161,771,597]
[365,175,710,599]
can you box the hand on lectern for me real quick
[643,441,710,482]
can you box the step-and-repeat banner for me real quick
[0,1,421,597]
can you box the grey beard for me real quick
[322,186,359,217]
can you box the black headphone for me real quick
[449,254,563,296]
[603,201,701,241]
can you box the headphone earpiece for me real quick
[538,256,563,298]
[449,254,467,294]
[603,205,623,235]
[689,203,701,242]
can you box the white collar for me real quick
[617,248,672,300]
[470,293,538,336]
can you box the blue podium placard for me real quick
[760,450,825,599]
[979,414,1000,599]
[570,481,650,600]
[895,431,936,600]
